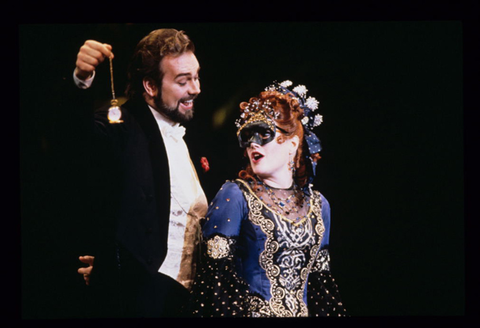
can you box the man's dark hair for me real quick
[125,29,195,100]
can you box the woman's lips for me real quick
[250,151,264,164]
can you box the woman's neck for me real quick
[260,175,294,189]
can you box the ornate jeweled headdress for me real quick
[265,80,323,180]
[235,98,277,135]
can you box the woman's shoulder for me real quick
[211,180,245,202]
[311,188,330,209]
[205,180,248,228]
[219,180,243,192]
[212,178,262,204]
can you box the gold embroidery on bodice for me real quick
[237,180,325,317]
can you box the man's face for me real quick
[155,51,201,124]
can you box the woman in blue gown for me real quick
[188,81,347,317]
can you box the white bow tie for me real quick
[163,125,186,141]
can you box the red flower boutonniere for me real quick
[200,157,210,173]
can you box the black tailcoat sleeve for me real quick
[87,97,172,280]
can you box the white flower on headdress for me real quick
[305,97,319,111]
[313,114,323,127]
[293,85,308,97]
[280,80,293,88]
[301,116,309,125]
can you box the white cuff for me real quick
[73,70,95,89]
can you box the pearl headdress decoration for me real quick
[265,80,323,130]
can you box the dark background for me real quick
[20,15,470,320]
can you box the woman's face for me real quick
[246,132,298,187]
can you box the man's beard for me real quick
[154,94,195,125]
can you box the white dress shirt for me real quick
[149,107,207,287]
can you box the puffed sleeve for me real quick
[307,195,348,317]
[187,181,250,317]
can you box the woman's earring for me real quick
[289,159,296,173]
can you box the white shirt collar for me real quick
[149,105,186,141]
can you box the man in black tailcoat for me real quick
[73,28,209,318]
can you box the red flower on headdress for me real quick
[200,157,210,173]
